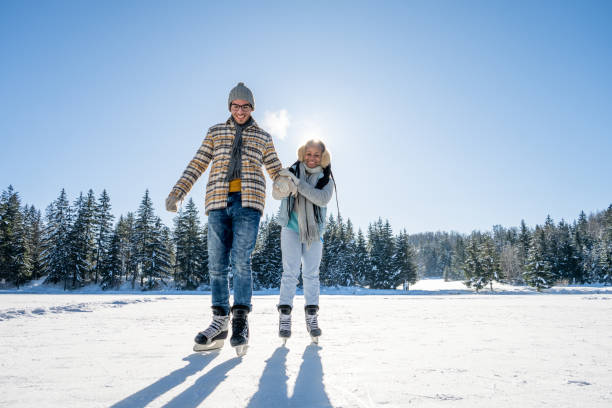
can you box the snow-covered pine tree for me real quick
[517,219,531,277]
[393,229,418,290]
[478,233,502,291]
[367,218,396,289]
[134,190,156,288]
[449,234,466,281]
[23,205,44,281]
[524,226,555,291]
[120,213,138,286]
[335,218,356,287]
[556,220,581,283]
[142,217,172,290]
[100,223,123,290]
[251,215,282,289]
[596,205,612,284]
[93,190,114,284]
[352,228,370,287]
[463,233,482,291]
[0,186,31,287]
[173,198,208,290]
[66,191,97,288]
[42,189,73,289]
[320,214,339,286]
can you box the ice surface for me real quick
[1,282,611,407]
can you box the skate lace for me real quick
[306,313,319,330]
[279,314,291,331]
[201,315,227,337]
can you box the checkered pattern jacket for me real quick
[170,118,282,215]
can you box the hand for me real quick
[165,194,180,212]
[279,168,299,185]
[273,176,297,198]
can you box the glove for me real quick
[274,176,298,198]
[279,168,299,185]
[165,194,180,212]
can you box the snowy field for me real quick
[2,282,612,407]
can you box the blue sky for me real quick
[1,0,611,234]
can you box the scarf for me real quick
[294,162,323,248]
[226,117,252,182]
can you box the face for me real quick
[230,99,253,124]
[304,144,323,168]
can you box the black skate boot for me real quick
[278,305,292,345]
[230,305,250,356]
[193,306,229,352]
[305,305,322,344]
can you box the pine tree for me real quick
[556,220,581,283]
[100,224,123,290]
[0,186,31,287]
[478,233,502,291]
[320,214,339,286]
[23,205,44,281]
[517,219,531,277]
[42,189,73,289]
[524,226,555,291]
[393,230,418,290]
[66,191,97,288]
[367,218,396,289]
[142,217,172,290]
[93,190,114,284]
[134,190,156,288]
[352,228,371,287]
[252,215,282,289]
[173,198,208,290]
[463,233,484,291]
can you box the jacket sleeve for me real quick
[263,134,283,181]
[170,130,214,200]
[296,178,334,207]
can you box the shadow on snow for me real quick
[247,344,332,408]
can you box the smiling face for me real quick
[304,144,323,168]
[230,98,253,125]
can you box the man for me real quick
[166,82,282,356]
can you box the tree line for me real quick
[1,185,610,291]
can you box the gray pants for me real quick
[279,227,322,307]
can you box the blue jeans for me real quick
[208,193,261,314]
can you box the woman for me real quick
[273,139,336,344]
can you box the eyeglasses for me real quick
[230,103,252,112]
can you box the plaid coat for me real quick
[170,118,282,215]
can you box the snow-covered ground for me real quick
[1,282,612,407]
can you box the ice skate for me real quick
[305,305,322,344]
[278,305,292,345]
[193,307,229,352]
[230,305,250,357]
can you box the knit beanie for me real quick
[228,82,255,111]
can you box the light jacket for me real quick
[275,162,334,238]
[171,118,282,215]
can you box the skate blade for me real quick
[234,344,249,357]
[310,336,319,344]
[193,339,224,352]
[282,338,288,346]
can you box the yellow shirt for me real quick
[229,178,242,193]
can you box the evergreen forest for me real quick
[1,185,610,292]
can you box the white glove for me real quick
[273,176,297,199]
[279,168,299,185]
[165,194,180,212]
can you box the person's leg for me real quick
[228,195,261,310]
[279,227,303,307]
[207,208,233,315]
[301,238,323,306]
